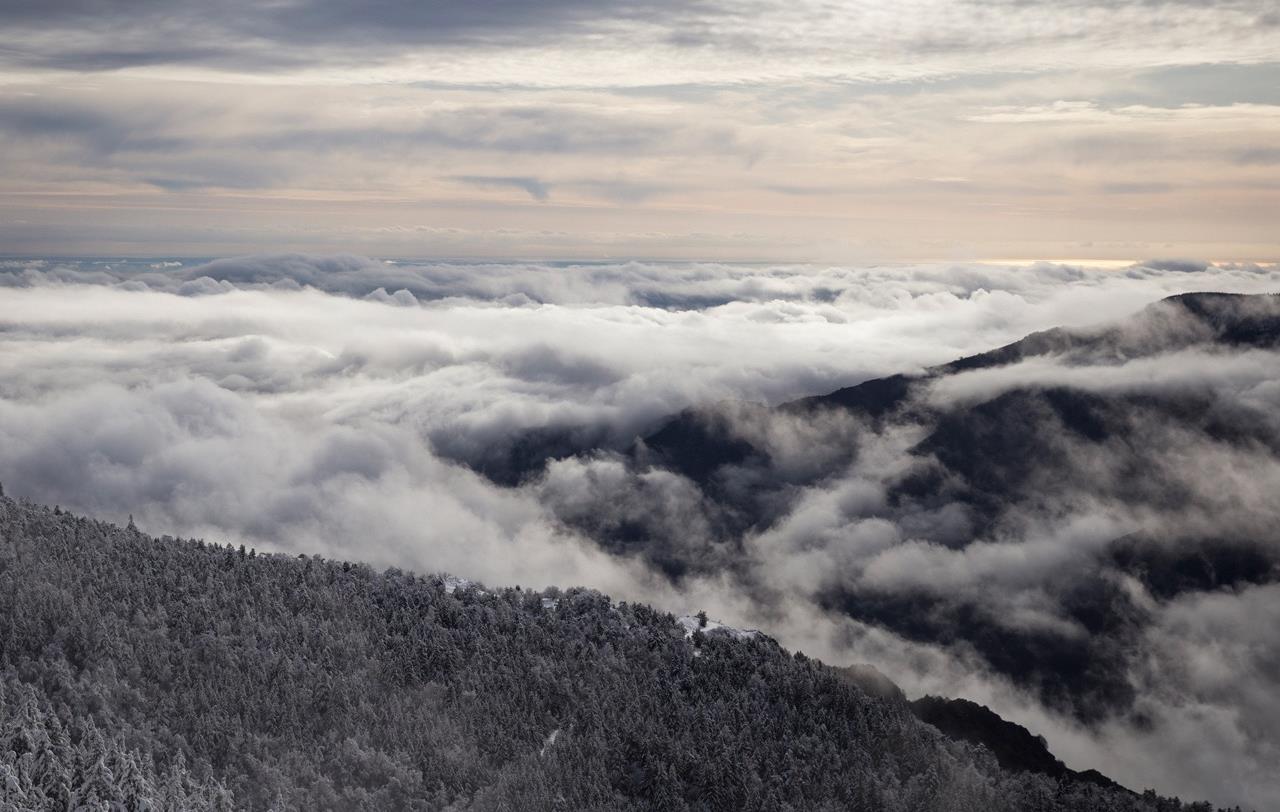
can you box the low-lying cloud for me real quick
[2,254,1279,808]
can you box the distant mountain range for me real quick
[449,293,1280,729]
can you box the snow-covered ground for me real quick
[676,614,763,641]
[442,574,486,595]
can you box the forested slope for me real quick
[0,495,1232,811]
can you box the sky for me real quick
[1,0,1278,261]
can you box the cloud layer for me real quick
[3,0,1276,79]
[2,255,1280,807]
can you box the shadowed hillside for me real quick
[565,293,1280,724]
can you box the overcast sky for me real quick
[0,0,1277,261]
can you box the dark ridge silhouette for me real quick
[909,696,1129,792]
[642,291,1280,492]
[461,424,614,487]
[472,291,1280,493]
[387,292,1280,746]
[639,403,767,484]
[911,696,1074,779]
[783,372,918,419]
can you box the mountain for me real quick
[0,495,1225,811]
[831,663,1116,788]
[908,696,1125,791]
[438,292,1280,491]
[648,292,1280,482]
[474,292,1280,730]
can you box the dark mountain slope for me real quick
[628,292,1280,546]
[464,293,1280,495]
[0,496,1223,811]
[785,373,917,420]
[640,403,769,485]
[911,696,1077,781]
[835,664,1108,785]
[795,291,1280,415]
[540,292,1280,726]
[910,696,1127,792]
[642,292,1280,492]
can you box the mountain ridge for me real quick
[531,291,1280,729]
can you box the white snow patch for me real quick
[676,614,763,641]
[540,728,560,757]
[442,574,486,595]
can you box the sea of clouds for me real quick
[2,254,1279,808]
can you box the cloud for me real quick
[2,42,1276,262]
[1139,258,1213,273]
[2,0,1275,81]
[0,0,719,73]
[1102,182,1175,195]
[928,347,1280,406]
[2,255,1280,807]
[450,175,552,201]
[0,96,184,158]
[1234,146,1280,165]
[239,107,693,156]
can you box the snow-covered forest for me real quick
[0,494,1235,811]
